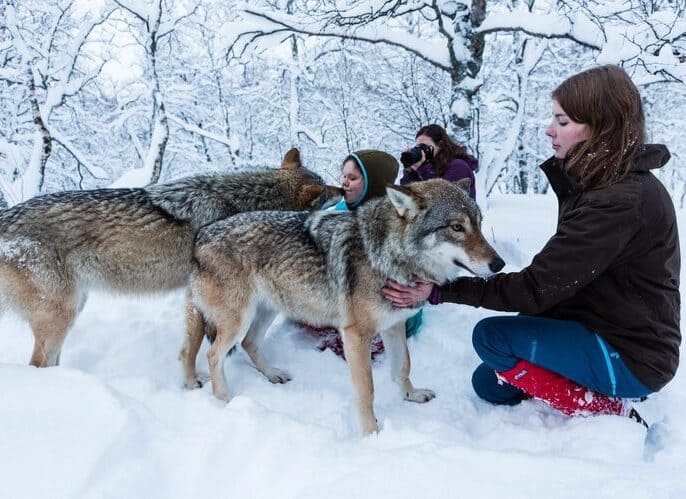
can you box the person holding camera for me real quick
[400,124,478,199]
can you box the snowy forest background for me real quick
[2,4,686,496]
[1,0,685,207]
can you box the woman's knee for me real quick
[472,317,498,351]
[471,317,518,370]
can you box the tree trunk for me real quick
[147,13,168,185]
[27,67,50,195]
[447,0,487,147]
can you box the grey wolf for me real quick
[0,148,339,368]
[182,178,504,435]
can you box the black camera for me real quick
[400,143,434,167]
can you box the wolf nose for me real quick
[489,257,505,273]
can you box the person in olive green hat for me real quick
[333,149,399,210]
[301,149,424,359]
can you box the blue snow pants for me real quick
[470,315,652,406]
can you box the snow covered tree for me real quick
[222,0,686,201]
[0,0,112,201]
[1,0,684,200]
[110,0,201,186]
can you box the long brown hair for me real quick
[552,65,645,189]
[415,124,469,177]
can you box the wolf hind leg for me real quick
[180,291,207,389]
[208,307,255,401]
[28,293,79,367]
[195,274,255,402]
[241,305,290,384]
[342,324,378,436]
[380,322,435,403]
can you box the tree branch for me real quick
[228,7,452,71]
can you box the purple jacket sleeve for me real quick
[428,285,442,305]
[413,162,437,180]
[402,158,477,198]
[401,162,439,184]
[399,167,420,186]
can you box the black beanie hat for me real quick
[346,149,399,209]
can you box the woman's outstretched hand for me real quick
[382,277,434,308]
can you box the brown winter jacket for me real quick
[439,144,681,392]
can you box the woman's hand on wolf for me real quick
[382,277,434,308]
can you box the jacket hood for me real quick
[347,149,399,209]
[630,144,671,172]
[540,144,671,198]
[456,153,479,173]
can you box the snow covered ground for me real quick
[1,193,684,499]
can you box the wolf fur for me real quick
[0,148,339,368]
[183,178,504,435]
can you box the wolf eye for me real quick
[451,224,465,233]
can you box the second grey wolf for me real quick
[182,178,504,435]
[0,148,339,368]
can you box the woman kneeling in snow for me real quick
[382,64,680,428]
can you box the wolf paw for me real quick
[265,368,292,384]
[184,375,207,390]
[362,421,380,436]
[405,388,436,403]
[212,389,231,402]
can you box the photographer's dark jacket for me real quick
[434,145,680,392]
[400,155,478,199]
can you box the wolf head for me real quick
[279,148,343,211]
[384,179,504,284]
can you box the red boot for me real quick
[496,360,628,417]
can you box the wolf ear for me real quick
[281,148,302,170]
[386,184,425,218]
[455,177,471,193]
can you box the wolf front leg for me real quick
[380,322,435,403]
[341,325,378,436]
